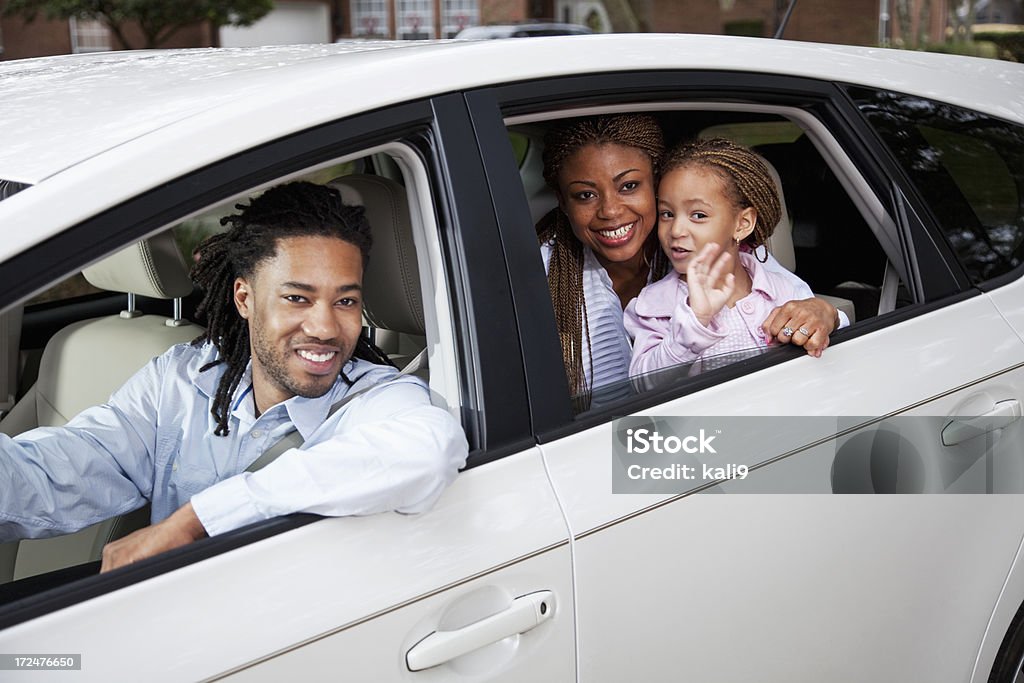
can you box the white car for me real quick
[1,34,1023,682]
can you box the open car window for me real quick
[0,140,459,620]
[506,104,908,417]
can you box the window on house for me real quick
[397,0,434,40]
[351,0,390,38]
[69,17,112,53]
[442,0,478,38]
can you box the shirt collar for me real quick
[190,343,352,441]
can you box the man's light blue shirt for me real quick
[0,342,467,540]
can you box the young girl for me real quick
[625,137,821,377]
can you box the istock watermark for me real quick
[612,415,1024,494]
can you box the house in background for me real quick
[0,0,533,59]
[4,0,1021,61]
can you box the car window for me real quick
[0,140,457,618]
[846,86,1024,285]
[508,107,894,416]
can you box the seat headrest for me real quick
[761,156,796,272]
[328,175,424,335]
[83,231,193,299]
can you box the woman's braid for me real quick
[537,114,664,400]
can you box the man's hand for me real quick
[762,297,838,358]
[100,502,207,573]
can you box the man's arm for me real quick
[0,356,163,542]
[189,374,468,537]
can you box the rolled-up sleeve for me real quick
[190,378,467,536]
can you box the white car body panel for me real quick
[0,450,573,680]
[542,292,1024,680]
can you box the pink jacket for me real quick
[625,251,806,377]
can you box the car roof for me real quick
[1,34,1021,186]
[0,33,1021,263]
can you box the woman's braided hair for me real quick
[536,114,666,400]
[190,181,393,436]
[661,137,782,258]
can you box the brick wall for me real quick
[648,0,722,34]
[783,0,879,45]
[480,0,530,24]
[1,16,72,60]
[640,0,883,46]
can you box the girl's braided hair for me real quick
[190,181,393,436]
[661,137,782,258]
[536,114,666,400]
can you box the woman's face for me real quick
[556,142,657,268]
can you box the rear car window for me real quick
[846,86,1024,284]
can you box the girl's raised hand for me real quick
[686,242,735,327]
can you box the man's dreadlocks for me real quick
[190,181,393,436]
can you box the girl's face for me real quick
[657,166,755,274]
[556,142,657,268]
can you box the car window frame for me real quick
[463,69,981,442]
[0,95,534,627]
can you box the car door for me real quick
[469,72,1024,682]
[0,96,575,682]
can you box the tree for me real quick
[948,0,979,42]
[2,0,274,50]
[894,0,935,48]
[602,0,642,32]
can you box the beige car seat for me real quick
[328,175,428,375]
[762,159,857,324]
[0,231,202,583]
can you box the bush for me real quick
[974,30,1024,62]
[723,19,765,37]
[925,40,1001,59]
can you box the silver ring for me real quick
[798,326,811,337]
[781,326,794,337]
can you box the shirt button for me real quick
[251,429,263,439]
[741,302,753,314]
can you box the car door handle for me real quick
[942,399,1022,446]
[406,591,555,672]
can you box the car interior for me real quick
[506,105,913,405]
[0,153,436,594]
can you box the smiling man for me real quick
[0,182,467,571]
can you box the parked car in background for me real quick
[0,34,1023,682]
[455,22,592,38]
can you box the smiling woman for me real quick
[533,113,844,410]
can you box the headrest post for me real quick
[165,298,187,328]
[119,292,142,320]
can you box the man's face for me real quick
[233,235,364,414]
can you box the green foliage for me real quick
[974,30,1024,62]
[2,0,274,49]
[723,19,765,38]
[925,39,1001,59]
